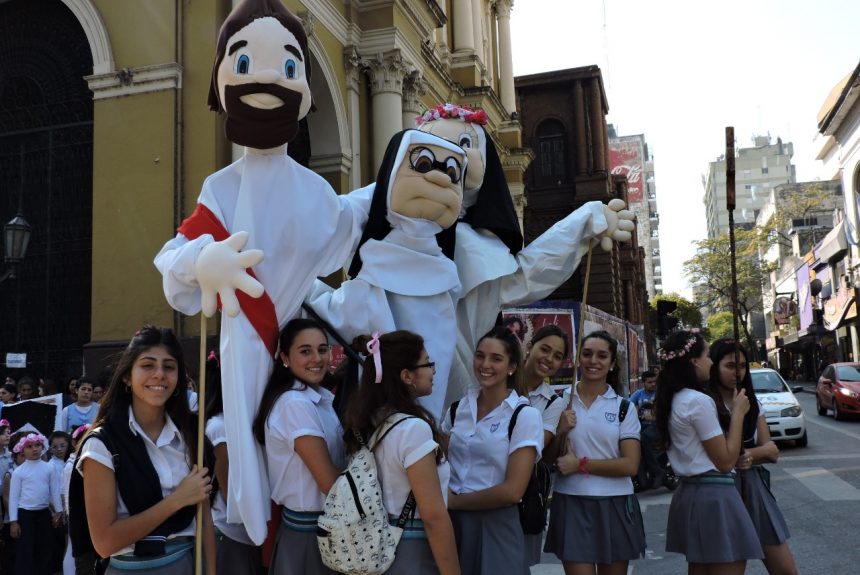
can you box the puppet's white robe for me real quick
[446,202,608,407]
[154,149,371,544]
[306,219,459,419]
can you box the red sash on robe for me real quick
[178,203,279,357]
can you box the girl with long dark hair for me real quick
[543,330,645,575]
[654,330,761,575]
[76,326,215,575]
[251,318,344,575]
[203,351,260,575]
[441,326,543,575]
[342,330,459,575]
[708,339,797,575]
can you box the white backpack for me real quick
[317,414,416,575]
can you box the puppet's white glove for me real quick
[195,231,265,317]
[598,199,635,252]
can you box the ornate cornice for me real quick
[85,62,181,100]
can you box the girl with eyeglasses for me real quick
[442,326,543,575]
[342,330,459,575]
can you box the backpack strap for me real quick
[544,393,559,411]
[448,399,461,427]
[618,398,631,423]
[508,403,528,440]
[369,414,416,451]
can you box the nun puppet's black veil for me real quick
[461,132,523,256]
[348,129,458,278]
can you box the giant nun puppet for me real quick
[416,104,636,408]
[154,0,371,544]
[306,129,465,417]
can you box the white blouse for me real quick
[264,385,345,512]
[667,388,725,477]
[205,415,254,545]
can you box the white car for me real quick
[749,368,808,447]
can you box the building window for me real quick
[762,167,768,174]
[535,119,566,186]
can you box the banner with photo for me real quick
[501,308,576,391]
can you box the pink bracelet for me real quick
[578,456,589,476]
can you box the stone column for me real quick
[453,0,475,53]
[494,0,515,114]
[472,0,484,65]
[344,46,363,188]
[402,71,426,130]
[365,51,410,173]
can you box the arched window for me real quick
[535,119,566,186]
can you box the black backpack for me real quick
[449,396,557,534]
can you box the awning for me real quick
[818,221,848,262]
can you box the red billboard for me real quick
[609,135,645,203]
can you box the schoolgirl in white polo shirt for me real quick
[442,326,543,575]
[544,330,645,573]
[521,324,568,568]
[251,318,345,575]
[653,329,763,572]
[342,330,458,575]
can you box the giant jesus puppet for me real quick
[155,0,635,545]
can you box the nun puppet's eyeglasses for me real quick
[409,147,463,184]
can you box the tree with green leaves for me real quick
[706,310,735,341]
[683,228,772,360]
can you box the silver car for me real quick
[749,368,808,447]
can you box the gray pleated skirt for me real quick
[105,549,193,575]
[666,477,764,563]
[449,506,528,575]
[543,493,646,564]
[216,532,261,575]
[269,523,337,575]
[735,466,791,546]
[385,537,439,575]
[524,532,543,567]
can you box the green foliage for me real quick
[706,311,736,341]
[754,183,833,250]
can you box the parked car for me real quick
[749,368,808,447]
[816,362,860,420]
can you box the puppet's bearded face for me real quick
[418,118,484,196]
[390,143,465,229]
[217,17,312,148]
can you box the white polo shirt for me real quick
[554,384,640,497]
[528,382,565,438]
[374,415,450,518]
[666,388,724,477]
[264,385,345,512]
[205,415,254,545]
[77,407,196,555]
[441,389,542,494]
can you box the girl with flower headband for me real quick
[653,330,762,574]
[341,330,458,575]
[9,431,62,575]
[416,104,636,416]
[708,339,798,575]
[251,318,345,575]
[441,326,543,575]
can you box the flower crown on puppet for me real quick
[658,329,700,362]
[416,103,488,126]
[72,424,91,441]
[13,433,46,454]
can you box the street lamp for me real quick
[0,211,31,283]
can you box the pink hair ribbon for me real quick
[207,350,220,367]
[72,424,91,441]
[367,331,383,383]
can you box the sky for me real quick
[510,0,859,299]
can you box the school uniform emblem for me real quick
[605,412,617,422]
[490,422,500,433]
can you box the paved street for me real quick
[532,385,860,574]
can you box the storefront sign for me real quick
[772,297,796,325]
